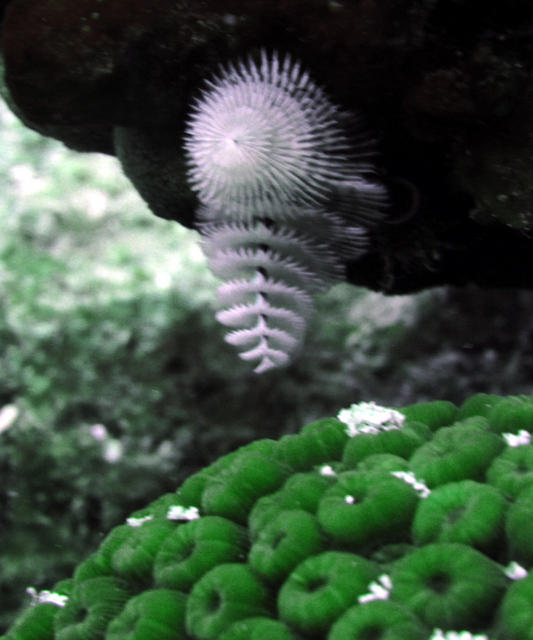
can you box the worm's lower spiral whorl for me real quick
[198,209,345,372]
[185,51,387,372]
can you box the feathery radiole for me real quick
[185,50,387,372]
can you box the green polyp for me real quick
[409,418,503,487]
[181,445,247,503]
[219,616,298,639]
[3,602,59,640]
[399,400,457,431]
[237,438,280,459]
[247,493,287,539]
[277,551,379,635]
[176,442,276,508]
[342,422,429,467]
[248,471,332,537]
[412,479,507,551]
[276,418,348,470]
[186,563,270,639]
[391,543,506,628]
[201,450,289,524]
[486,396,533,435]
[355,453,409,474]
[505,484,533,565]
[177,471,210,506]
[105,589,187,640]
[110,519,177,583]
[487,444,533,498]
[53,576,131,640]
[329,599,429,640]
[275,427,347,471]
[153,516,248,591]
[248,509,324,583]
[85,524,134,576]
[300,417,347,437]
[73,554,111,583]
[497,572,533,640]
[317,471,418,549]
[456,393,503,420]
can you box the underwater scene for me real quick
[1,1,533,638]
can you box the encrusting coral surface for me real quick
[5,393,533,639]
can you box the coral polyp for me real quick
[185,50,387,372]
[8,393,533,639]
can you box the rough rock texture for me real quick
[1,0,532,293]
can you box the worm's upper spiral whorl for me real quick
[185,51,387,372]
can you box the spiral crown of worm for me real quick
[185,50,387,372]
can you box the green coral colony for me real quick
[6,394,533,639]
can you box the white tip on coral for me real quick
[503,429,531,447]
[26,587,68,608]
[126,515,154,527]
[429,631,489,640]
[338,401,405,436]
[167,505,200,521]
